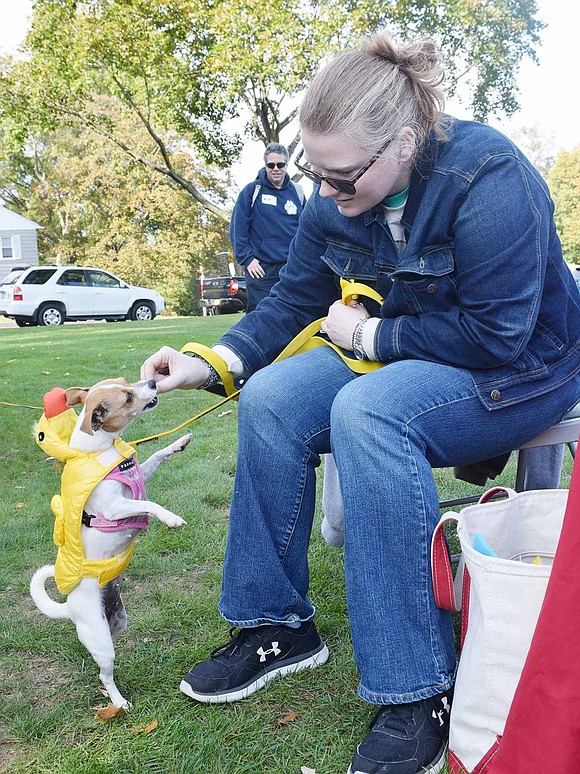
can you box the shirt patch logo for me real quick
[285,199,298,215]
[261,194,277,206]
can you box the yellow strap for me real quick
[340,277,384,306]
[179,342,237,397]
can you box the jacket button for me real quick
[427,283,438,294]
[490,390,501,401]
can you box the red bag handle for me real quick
[431,513,460,611]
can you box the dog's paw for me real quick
[163,513,187,528]
[173,433,192,452]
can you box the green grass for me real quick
[0,316,573,774]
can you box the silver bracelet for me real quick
[188,353,221,390]
[351,318,369,360]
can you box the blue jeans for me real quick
[218,348,580,703]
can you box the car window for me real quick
[88,270,122,288]
[57,270,89,286]
[0,270,25,285]
[22,268,58,285]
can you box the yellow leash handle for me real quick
[340,277,384,306]
[179,342,237,398]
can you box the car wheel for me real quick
[130,301,155,321]
[37,303,65,326]
[15,317,34,327]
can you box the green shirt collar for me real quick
[381,185,410,209]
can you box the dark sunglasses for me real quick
[266,161,288,169]
[294,138,392,195]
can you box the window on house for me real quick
[1,237,13,259]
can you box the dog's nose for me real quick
[147,380,157,390]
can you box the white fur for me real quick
[30,378,190,709]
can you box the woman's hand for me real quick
[322,300,370,350]
[140,346,209,394]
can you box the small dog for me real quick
[30,378,190,710]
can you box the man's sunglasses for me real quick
[294,138,392,195]
[266,162,288,170]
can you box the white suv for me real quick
[0,265,165,326]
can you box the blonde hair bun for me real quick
[300,33,447,154]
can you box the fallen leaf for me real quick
[129,719,158,734]
[273,712,299,728]
[95,703,126,723]
[15,502,25,508]
[40,371,51,375]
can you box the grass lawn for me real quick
[0,316,572,774]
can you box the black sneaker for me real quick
[348,688,453,774]
[180,621,329,703]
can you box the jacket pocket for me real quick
[385,246,456,315]
[391,245,455,281]
[51,494,65,546]
[322,242,377,281]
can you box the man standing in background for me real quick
[230,143,305,312]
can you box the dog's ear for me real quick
[79,401,109,435]
[65,387,90,407]
[90,402,109,433]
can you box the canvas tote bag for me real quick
[431,485,569,772]
[488,452,580,774]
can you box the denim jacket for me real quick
[220,118,580,410]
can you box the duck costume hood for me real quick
[35,387,142,594]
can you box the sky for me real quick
[1,0,579,188]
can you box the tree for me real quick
[549,147,580,266]
[0,105,233,313]
[2,0,544,220]
[512,124,556,180]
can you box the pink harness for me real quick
[83,456,149,533]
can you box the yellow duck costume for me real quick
[36,387,142,594]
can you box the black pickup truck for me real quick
[201,275,247,315]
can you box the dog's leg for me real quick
[139,433,192,481]
[103,497,187,528]
[68,581,130,709]
[102,577,128,642]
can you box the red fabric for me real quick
[43,387,68,418]
[488,443,580,773]
[448,749,467,773]
[431,515,458,610]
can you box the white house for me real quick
[0,205,41,277]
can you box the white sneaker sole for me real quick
[347,743,447,774]
[180,643,329,704]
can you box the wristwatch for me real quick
[352,319,368,360]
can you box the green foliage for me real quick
[0,0,544,224]
[549,147,580,266]
[0,107,233,314]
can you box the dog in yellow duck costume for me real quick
[30,379,190,710]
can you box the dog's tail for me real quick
[30,565,69,619]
